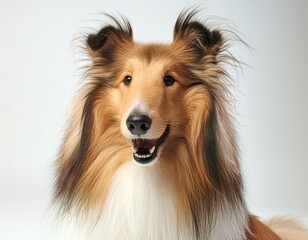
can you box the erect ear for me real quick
[173,11,222,58]
[86,17,133,61]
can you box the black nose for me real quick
[126,114,152,135]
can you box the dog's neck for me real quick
[56,161,248,240]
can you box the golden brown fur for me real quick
[247,216,281,239]
[54,9,307,240]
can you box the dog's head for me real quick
[56,10,243,213]
[84,12,223,166]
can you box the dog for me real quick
[52,9,308,240]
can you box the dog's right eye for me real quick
[123,75,132,86]
[164,75,175,86]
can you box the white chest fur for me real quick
[52,161,247,240]
[92,162,187,240]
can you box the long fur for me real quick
[265,217,308,240]
[52,9,308,240]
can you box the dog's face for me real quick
[117,46,191,165]
[91,43,193,165]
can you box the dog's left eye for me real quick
[164,75,175,86]
[123,75,132,86]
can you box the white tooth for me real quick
[149,146,155,154]
[135,153,154,159]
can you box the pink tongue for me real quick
[134,139,156,149]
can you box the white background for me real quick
[1,0,307,239]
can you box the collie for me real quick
[52,9,308,240]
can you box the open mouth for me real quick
[131,125,170,164]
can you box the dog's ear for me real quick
[173,11,222,59]
[86,18,133,61]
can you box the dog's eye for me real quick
[123,75,132,86]
[164,75,175,86]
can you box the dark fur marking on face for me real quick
[203,94,244,204]
[55,82,106,205]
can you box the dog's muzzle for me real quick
[126,114,169,164]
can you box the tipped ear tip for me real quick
[87,33,107,51]
[211,30,222,46]
[86,34,96,50]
